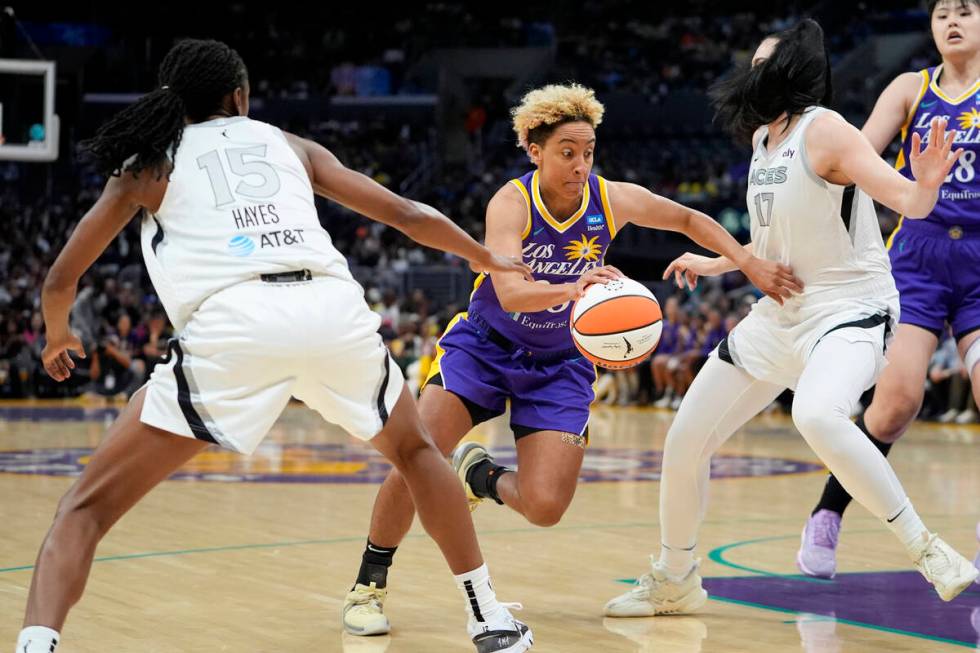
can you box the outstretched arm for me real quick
[807,113,961,219]
[284,132,531,279]
[42,172,162,380]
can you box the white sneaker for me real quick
[939,408,960,423]
[912,534,979,601]
[452,442,494,512]
[468,604,533,652]
[653,392,673,408]
[604,557,708,617]
[670,396,683,411]
[343,582,391,636]
[955,409,978,424]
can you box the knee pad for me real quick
[965,337,980,376]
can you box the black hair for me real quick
[81,39,248,178]
[710,18,832,143]
[928,0,980,15]
[527,116,593,148]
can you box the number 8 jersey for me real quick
[141,116,355,331]
[892,65,980,233]
[746,106,893,310]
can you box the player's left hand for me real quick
[910,117,962,189]
[473,252,534,281]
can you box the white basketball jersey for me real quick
[746,107,894,310]
[141,116,355,331]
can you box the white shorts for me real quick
[140,276,404,454]
[719,294,899,390]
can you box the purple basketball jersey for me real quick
[887,66,980,338]
[468,170,617,353]
[892,65,980,232]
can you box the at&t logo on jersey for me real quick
[227,235,256,257]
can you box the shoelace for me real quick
[810,515,840,549]
[918,535,953,576]
[349,586,385,609]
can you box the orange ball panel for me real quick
[573,295,662,336]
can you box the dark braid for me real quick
[81,39,248,178]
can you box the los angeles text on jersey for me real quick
[522,242,602,276]
[913,112,980,145]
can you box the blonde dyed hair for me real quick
[511,83,604,151]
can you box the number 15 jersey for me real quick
[746,106,893,313]
[141,116,354,331]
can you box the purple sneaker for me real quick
[797,510,841,579]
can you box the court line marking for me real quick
[2,522,975,648]
[0,522,667,574]
[705,531,978,649]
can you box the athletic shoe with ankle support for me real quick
[797,509,841,579]
[468,604,533,652]
[913,533,979,601]
[453,442,494,512]
[343,582,390,636]
[604,557,708,617]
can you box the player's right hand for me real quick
[42,331,86,382]
[573,265,623,297]
[742,256,804,306]
[663,252,720,290]
[476,252,535,281]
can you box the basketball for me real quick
[570,277,662,369]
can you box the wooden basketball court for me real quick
[0,400,977,651]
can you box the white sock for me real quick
[659,543,695,581]
[16,626,59,653]
[454,563,503,626]
[884,499,930,560]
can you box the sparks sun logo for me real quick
[957,108,980,130]
[564,234,602,261]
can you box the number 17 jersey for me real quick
[141,116,354,331]
[746,106,893,311]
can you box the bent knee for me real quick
[791,404,845,440]
[52,495,111,541]
[868,400,920,442]
[522,495,571,527]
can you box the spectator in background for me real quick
[928,331,977,424]
[86,311,146,402]
[652,296,683,408]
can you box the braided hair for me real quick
[82,39,248,178]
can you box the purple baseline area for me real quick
[0,443,823,483]
[703,572,980,646]
[0,406,121,421]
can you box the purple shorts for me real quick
[888,220,980,339]
[424,313,595,438]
